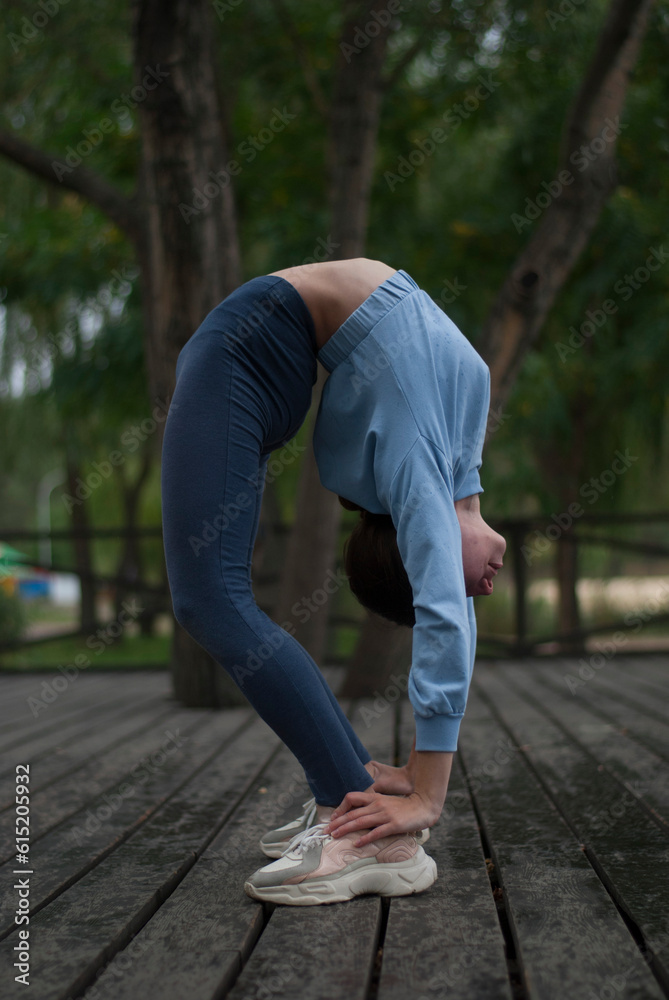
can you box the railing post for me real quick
[511,522,529,656]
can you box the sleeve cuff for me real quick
[414,710,464,752]
[454,470,483,501]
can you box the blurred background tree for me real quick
[0,0,666,695]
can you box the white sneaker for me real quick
[246,822,437,906]
[259,796,318,858]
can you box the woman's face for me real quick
[454,493,506,597]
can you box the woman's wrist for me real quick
[412,750,454,818]
[405,735,418,781]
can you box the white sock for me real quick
[315,803,334,823]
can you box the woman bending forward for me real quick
[160,257,506,906]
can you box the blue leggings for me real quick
[160,275,374,806]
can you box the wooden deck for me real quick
[0,655,667,1000]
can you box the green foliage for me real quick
[0,0,667,548]
[0,585,26,644]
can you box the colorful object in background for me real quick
[0,542,30,597]
[0,542,48,599]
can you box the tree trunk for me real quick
[65,457,98,635]
[131,0,242,404]
[274,1,394,673]
[131,0,243,703]
[556,534,583,654]
[478,0,656,419]
[340,613,412,699]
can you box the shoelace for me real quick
[299,797,317,828]
[285,820,332,856]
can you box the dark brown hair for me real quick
[338,496,415,628]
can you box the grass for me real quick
[0,632,170,671]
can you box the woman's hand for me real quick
[322,790,439,848]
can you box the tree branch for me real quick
[0,128,140,243]
[561,0,651,156]
[477,0,656,418]
[380,23,433,91]
[268,0,329,119]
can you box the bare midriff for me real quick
[268,257,398,352]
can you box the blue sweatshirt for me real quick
[312,269,491,752]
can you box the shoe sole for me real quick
[244,851,437,906]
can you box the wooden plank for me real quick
[0,669,166,723]
[471,667,669,994]
[0,706,253,928]
[0,713,281,1000]
[226,893,382,1000]
[0,688,172,779]
[499,662,669,828]
[0,706,208,856]
[581,664,669,723]
[0,688,169,753]
[0,673,129,748]
[457,683,666,1000]
[606,657,669,698]
[616,656,669,691]
[0,700,179,810]
[0,672,171,742]
[78,712,378,1000]
[528,659,669,762]
[224,695,395,1000]
[69,743,311,1000]
[58,694,367,1000]
[377,698,513,1000]
[0,671,113,705]
[0,674,170,772]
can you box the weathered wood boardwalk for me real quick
[0,656,667,1000]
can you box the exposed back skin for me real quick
[269,257,398,351]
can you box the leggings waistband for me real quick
[316,269,420,373]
